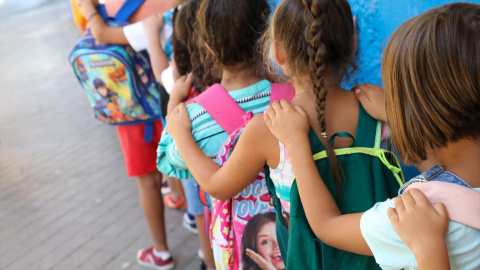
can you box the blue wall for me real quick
[349,0,479,86]
[348,0,479,179]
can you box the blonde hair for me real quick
[383,3,480,164]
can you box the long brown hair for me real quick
[383,3,480,164]
[196,0,270,72]
[265,0,356,188]
[171,0,219,92]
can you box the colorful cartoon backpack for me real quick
[69,0,162,142]
[194,83,295,270]
[264,104,405,270]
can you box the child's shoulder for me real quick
[245,114,278,147]
[246,113,270,132]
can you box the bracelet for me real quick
[87,12,99,22]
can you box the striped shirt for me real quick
[157,80,272,179]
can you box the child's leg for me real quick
[164,176,187,210]
[137,170,168,251]
[117,122,173,268]
[195,215,215,269]
[180,179,215,268]
[166,176,185,199]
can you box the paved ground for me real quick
[0,1,201,269]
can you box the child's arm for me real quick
[165,103,276,200]
[387,189,450,270]
[143,14,169,84]
[264,99,372,255]
[76,0,129,44]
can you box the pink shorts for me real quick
[116,120,163,177]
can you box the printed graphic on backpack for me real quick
[70,37,162,125]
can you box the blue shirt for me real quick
[360,165,480,270]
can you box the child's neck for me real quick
[436,138,480,188]
[290,73,343,96]
[220,64,262,91]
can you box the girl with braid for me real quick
[166,0,401,268]
[265,2,480,270]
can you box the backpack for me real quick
[194,83,295,270]
[265,104,405,269]
[68,0,162,142]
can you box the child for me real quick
[75,0,178,268]
[150,0,220,268]
[157,0,272,199]
[263,3,480,269]
[166,0,399,269]
[157,0,276,268]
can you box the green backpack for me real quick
[265,104,404,269]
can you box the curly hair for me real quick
[171,0,219,92]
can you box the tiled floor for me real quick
[0,1,200,269]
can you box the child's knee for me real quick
[137,171,161,189]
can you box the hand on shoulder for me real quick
[264,99,309,147]
[353,83,387,122]
[387,188,449,255]
[166,103,192,141]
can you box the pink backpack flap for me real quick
[405,182,480,230]
[270,83,295,103]
[195,83,294,270]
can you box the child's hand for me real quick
[353,83,387,122]
[387,188,449,254]
[142,14,164,35]
[264,99,309,147]
[170,73,194,102]
[166,103,192,140]
[245,248,277,270]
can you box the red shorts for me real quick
[116,120,163,177]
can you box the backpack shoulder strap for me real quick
[115,0,146,22]
[354,102,379,148]
[270,83,295,103]
[97,4,109,21]
[194,84,245,134]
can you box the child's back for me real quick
[261,0,403,268]
[157,0,273,179]
[264,2,480,270]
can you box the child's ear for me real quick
[272,42,287,66]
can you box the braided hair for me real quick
[266,0,356,190]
